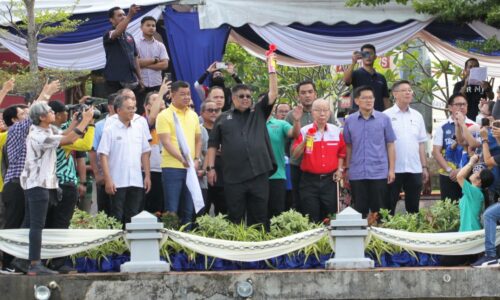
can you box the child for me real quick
[457,154,494,232]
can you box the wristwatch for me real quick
[206,166,215,172]
[445,166,452,173]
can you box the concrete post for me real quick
[121,211,170,273]
[326,207,374,269]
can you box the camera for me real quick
[361,51,371,59]
[66,97,107,122]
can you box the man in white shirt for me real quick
[384,80,428,214]
[98,95,151,225]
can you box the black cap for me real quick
[48,100,67,113]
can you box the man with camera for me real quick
[343,44,390,111]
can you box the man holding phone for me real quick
[344,44,390,112]
[103,5,143,96]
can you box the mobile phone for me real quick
[164,72,172,82]
[48,75,56,83]
[215,62,228,70]
[361,51,371,59]
[492,120,500,128]
[481,118,490,127]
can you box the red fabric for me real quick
[293,123,346,174]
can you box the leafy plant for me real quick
[69,209,127,262]
[155,211,181,230]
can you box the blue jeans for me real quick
[162,168,194,225]
[484,202,500,257]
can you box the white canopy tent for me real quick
[198,0,432,29]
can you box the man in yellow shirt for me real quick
[157,81,201,225]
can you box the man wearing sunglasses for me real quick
[206,56,278,227]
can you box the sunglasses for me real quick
[206,108,221,113]
[237,94,252,99]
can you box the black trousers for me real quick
[143,172,164,214]
[46,183,78,229]
[387,173,423,214]
[268,179,286,218]
[110,187,144,226]
[23,187,55,261]
[290,164,302,209]
[2,181,25,267]
[350,179,387,218]
[224,173,268,226]
[96,183,112,216]
[439,174,462,202]
[207,185,227,215]
[299,172,338,223]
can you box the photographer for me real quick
[45,100,95,272]
[20,102,93,275]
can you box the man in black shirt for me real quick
[206,56,278,226]
[344,44,390,111]
[453,58,494,120]
[103,5,143,95]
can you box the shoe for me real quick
[10,258,30,273]
[55,265,77,274]
[27,262,58,276]
[471,255,500,268]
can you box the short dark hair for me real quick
[3,105,20,127]
[171,81,190,93]
[361,44,376,53]
[207,86,224,96]
[141,16,156,25]
[108,7,121,19]
[296,80,316,93]
[480,168,495,189]
[113,94,134,112]
[392,80,412,92]
[231,84,252,94]
[447,93,467,106]
[487,101,495,115]
[464,58,479,68]
[353,85,374,99]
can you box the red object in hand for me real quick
[307,127,317,135]
[265,43,277,56]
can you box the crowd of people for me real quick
[0,5,499,275]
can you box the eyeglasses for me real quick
[237,94,252,99]
[277,110,290,114]
[453,102,467,107]
[206,108,221,113]
[123,106,137,112]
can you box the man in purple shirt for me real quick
[344,86,396,221]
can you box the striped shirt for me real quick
[4,118,31,184]
[56,122,77,185]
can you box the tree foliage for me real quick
[223,43,349,113]
[0,0,85,71]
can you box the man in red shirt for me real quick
[292,99,346,222]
